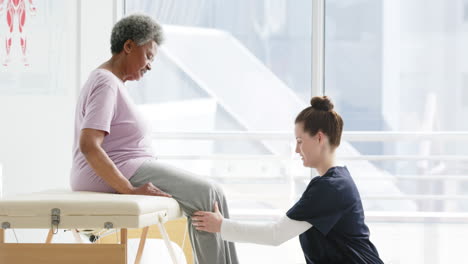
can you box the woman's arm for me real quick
[79,128,171,197]
[192,203,312,246]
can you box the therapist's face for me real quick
[123,39,157,81]
[294,122,326,168]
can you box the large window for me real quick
[125,1,467,263]
[125,1,313,262]
[325,0,468,263]
[125,0,313,211]
[326,0,468,212]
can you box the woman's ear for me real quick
[123,39,135,54]
[317,131,323,143]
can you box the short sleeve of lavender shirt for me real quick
[81,75,119,134]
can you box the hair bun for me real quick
[310,96,334,111]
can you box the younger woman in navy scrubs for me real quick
[192,96,384,263]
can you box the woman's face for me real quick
[294,122,324,168]
[124,40,157,81]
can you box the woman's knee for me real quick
[212,182,225,199]
[199,182,225,208]
[197,179,224,197]
[180,181,226,214]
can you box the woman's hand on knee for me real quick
[192,202,223,233]
[131,182,172,198]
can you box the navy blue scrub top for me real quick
[287,166,383,264]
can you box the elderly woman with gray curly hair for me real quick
[70,14,238,264]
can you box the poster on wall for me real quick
[0,0,76,95]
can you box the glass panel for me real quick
[325,1,468,262]
[125,0,313,212]
[325,0,467,132]
[325,0,468,212]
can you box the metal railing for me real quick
[151,131,468,220]
[230,209,468,223]
[151,131,468,161]
[152,131,468,141]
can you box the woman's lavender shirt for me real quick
[70,69,153,193]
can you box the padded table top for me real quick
[0,190,184,229]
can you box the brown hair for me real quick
[295,96,344,147]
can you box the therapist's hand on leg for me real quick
[192,202,223,233]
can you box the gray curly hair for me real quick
[110,14,164,54]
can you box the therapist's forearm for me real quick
[220,215,312,246]
[82,146,134,194]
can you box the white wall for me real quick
[80,0,124,86]
[0,0,122,197]
[0,0,123,243]
[0,96,76,195]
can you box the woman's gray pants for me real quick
[129,159,239,264]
